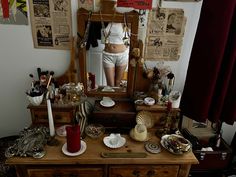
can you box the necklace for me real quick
[100,10,116,44]
[78,11,92,48]
[123,13,130,46]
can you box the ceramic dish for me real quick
[129,129,151,142]
[144,141,161,154]
[144,97,155,106]
[134,99,144,105]
[85,124,105,139]
[100,100,115,107]
[160,135,191,155]
[56,125,70,137]
[103,135,126,149]
[62,140,86,156]
[166,134,191,151]
[136,111,154,128]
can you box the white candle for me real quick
[134,124,147,141]
[47,99,55,137]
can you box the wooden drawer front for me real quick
[109,165,179,177]
[27,167,104,177]
[31,110,72,124]
[90,114,136,127]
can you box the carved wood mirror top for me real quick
[77,3,140,98]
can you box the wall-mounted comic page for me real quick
[144,8,186,61]
[0,0,28,25]
[28,0,72,50]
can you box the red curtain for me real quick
[180,0,236,125]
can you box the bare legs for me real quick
[104,64,127,87]
[104,67,115,87]
[115,65,127,87]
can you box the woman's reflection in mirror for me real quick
[102,22,130,87]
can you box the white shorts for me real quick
[103,49,129,68]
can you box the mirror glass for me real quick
[86,22,131,92]
[77,8,139,97]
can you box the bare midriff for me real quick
[104,43,127,53]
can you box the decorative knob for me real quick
[147,170,155,177]
[53,174,61,177]
[133,170,140,177]
[69,174,78,177]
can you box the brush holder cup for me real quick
[27,94,44,106]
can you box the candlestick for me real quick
[47,99,55,137]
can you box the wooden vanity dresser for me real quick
[6,132,198,177]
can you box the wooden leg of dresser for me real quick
[178,164,191,177]
[15,165,28,177]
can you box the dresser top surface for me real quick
[6,132,198,165]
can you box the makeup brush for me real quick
[37,68,41,80]
[47,71,54,89]
[29,74,35,88]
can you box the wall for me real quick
[1,0,233,144]
[0,0,78,137]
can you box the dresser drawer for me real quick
[31,110,72,124]
[91,100,136,129]
[28,104,76,125]
[109,165,179,177]
[27,167,104,177]
[90,113,136,127]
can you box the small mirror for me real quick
[77,6,139,98]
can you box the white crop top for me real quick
[105,23,129,45]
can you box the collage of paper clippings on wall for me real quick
[144,8,186,61]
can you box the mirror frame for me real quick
[77,7,139,98]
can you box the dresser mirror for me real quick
[77,3,140,98]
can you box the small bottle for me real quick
[164,101,173,133]
[215,133,221,148]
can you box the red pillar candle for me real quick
[1,0,9,18]
[89,73,96,89]
[66,125,81,153]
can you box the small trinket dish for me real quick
[62,140,87,157]
[144,141,161,154]
[103,134,126,149]
[100,97,115,107]
[144,97,155,106]
[160,134,192,155]
[85,124,105,139]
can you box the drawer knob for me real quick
[147,170,155,177]
[221,152,227,160]
[53,174,61,177]
[200,152,206,160]
[69,174,78,177]
[132,170,140,177]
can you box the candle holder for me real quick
[47,136,60,146]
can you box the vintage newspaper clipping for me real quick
[144,8,186,60]
[29,0,72,50]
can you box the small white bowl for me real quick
[144,97,155,106]
[27,94,44,106]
